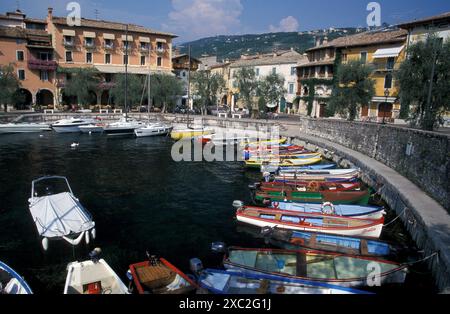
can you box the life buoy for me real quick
[308,181,319,191]
[273,202,280,209]
[321,202,336,215]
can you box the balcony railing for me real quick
[156,47,165,54]
[28,58,58,71]
[84,41,96,49]
[63,40,75,48]
[103,43,115,50]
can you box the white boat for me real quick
[0,122,51,134]
[64,258,129,294]
[134,123,173,138]
[0,261,33,294]
[52,118,96,133]
[203,134,255,146]
[104,118,146,136]
[28,176,96,251]
[79,124,105,134]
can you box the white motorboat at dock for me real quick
[52,117,96,133]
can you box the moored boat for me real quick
[261,163,336,173]
[223,247,408,287]
[104,118,146,136]
[245,155,322,169]
[129,255,197,294]
[28,176,96,251]
[198,269,371,294]
[0,261,33,294]
[0,122,51,134]
[170,127,214,140]
[79,124,105,134]
[51,117,96,133]
[236,206,384,238]
[274,169,360,183]
[262,228,403,258]
[134,123,173,138]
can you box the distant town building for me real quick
[172,54,201,108]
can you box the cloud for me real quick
[163,0,243,41]
[269,16,299,33]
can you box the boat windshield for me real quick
[32,177,72,197]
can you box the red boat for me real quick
[129,257,198,294]
[258,181,363,193]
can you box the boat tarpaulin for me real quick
[29,192,95,238]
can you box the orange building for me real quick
[0,8,177,111]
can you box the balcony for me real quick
[84,40,96,50]
[103,43,115,50]
[140,46,150,54]
[28,58,58,71]
[156,47,165,54]
[63,40,75,48]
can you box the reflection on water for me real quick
[0,132,436,294]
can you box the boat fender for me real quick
[42,237,49,251]
[91,228,96,240]
[126,270,133,281]
[232,200,245,209]
[322,202,336,215]
[85,230,90,245]
[63,232,86,247]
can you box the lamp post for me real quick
[383,88,390,125]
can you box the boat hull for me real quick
[135,126,173,138]
[0,124,51,134]
[255,190,371,206]
[171,129,213,140]
[0,262,33,294]
[52,125,88,133]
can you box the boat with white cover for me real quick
[104,117,145,136]
[0,122,51,134]
[52,117,96,133]
[64,256,129,294]
[28,176,96,251]
[134,123,173,138]
[0,261,33,294]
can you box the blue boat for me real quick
[271,202,386,219]
[264,228,401,258]
[198,269,372,294]
[261,164,336,174]
[0,261,33,294]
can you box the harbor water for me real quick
[0,132,436,294]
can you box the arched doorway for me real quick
[14,88,33,110]
[221,95,227,106]
[378,102,393,122]
[36,89,54,108]
[319,103,327,117]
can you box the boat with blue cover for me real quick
[198,269,372,294]
[261,164,336,174]
[0,261,33,294]
[262,228,404,258]
[270,202,386,219]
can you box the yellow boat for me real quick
[170,128,214,140]
[244,156,322,169]
[241,138,288,147]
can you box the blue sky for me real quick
[1,0,449,42]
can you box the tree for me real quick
[191,71,225,115]
[329,60,375,121]
[397,36,450,130]
[233,67,258,117]
[110,73,145,110]
[63,68,101,108]
[257,73,286,115]
[0,64,22,112]
[150,74,184,113]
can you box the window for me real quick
[384,74,393,89]
[86,52,93,63]
[360,51,367,64]
[66,73,72,81]
[123,55,129,65]
[18,69,25,80]
[40,70,49,81]
[291,67,296,75]
[65,51,73,62]
[386,57,395,70]
[157,42,164,50]
[157,57,162,67]
[288,83,295,94]
[85,37,94,47]
[140,55,146,65]
[140,42,149,51]
[16,51,24,61]
[39,52,51,61]
[105,39,113,49]
[272,67,276,74]
[255,68,260,76]
[105,53,111,64]
[342,53,348,63]
[104,73,112,82]
[64,36,73,45]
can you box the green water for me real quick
[0,132,436,294]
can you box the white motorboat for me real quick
[0,122,51,134]
[64,257,129,294]
[134,123,173,138]
[52,117,96,133]
[0,261,33,294]
[28,176,96,251]
[104,118,146,136]
[79,124,105,134]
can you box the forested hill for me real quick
[178,28,364,60]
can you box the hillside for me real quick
[178,27,365,60]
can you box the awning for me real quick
[139,36,150,43]
[103,33,115,40]
[156,38,167,43]
[121,34,133,41]
[83,31,96,38]
[373,46,404,59]
[62,29,76,36]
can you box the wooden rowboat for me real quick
[258,181,363,192]
[223,247,408,288]
[274,169,360,183]
[245,156,323,169]
[236,206,384,238]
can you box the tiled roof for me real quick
[230,51,308,68]
[51,16,177,38]
[307,29,407,52]
[398,11,450,28]
[24,18,47,24]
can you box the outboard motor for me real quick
[211,242,227,254]
[189,258,204,276]
[89,247,102,263]
[232,200,244,209]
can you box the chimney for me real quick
[47,7,53,20]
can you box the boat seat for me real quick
[136,265,176,290]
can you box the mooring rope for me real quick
[383,207,408,227]
[402,252,439,267]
